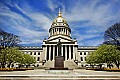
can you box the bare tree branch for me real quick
[104,23,120,46]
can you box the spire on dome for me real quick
[58,8,62,17]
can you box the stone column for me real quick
[58,28,60,34]
[39,49,43,64]
[61,45,63,56]
[61,28,63,34]
[51,30,52,35]
[57,46,58,56]
[53,46,55,60]
[44,46,47,60]
[74,46,78,60]
[65,29,67,35]
[67,30,69,35]
[49,45,51,61]
[54,28,55,35]
[69,45,71,60]
[73,46,75,60]
[36,52,38,56]
[65,45,67,60]
[52,29,53,35]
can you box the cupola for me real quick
[49,9,71,37]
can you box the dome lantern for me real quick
[58,8,62,17]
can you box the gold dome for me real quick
[51,9,69,28]
[49,9,71,37]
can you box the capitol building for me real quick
[20,10,97,69]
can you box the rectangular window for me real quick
[38,52,40,55]
[80,52,82,55]
[34,52,36,55]
[81,57,83,61]
[30,52,32,55]
[37,57,40,61]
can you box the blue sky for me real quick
[0,0,120,46]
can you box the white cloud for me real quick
[47,0,57,11]
[0,0,120,46]
[0,3,51,45]
[65,2,114,26]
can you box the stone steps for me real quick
[43,60,54,68]
[43,60,80,69]
[0,75,120,80]
[64,60,80,69]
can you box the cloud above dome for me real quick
[0,0,120,46]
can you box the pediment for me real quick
[47,36,74,43]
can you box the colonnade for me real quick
[42,45,78,61]
[50,28,70,36]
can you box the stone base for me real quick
[49,56,68,70]
[50,67,68,70]
[55,56,64,68]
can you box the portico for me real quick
[41,44,78,61]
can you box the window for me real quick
[38,52,40,55]
[37,57,40,61]
[34,52,36,55]
[84,52,86,55]
[81,57,83,61]
[80,52,82,55]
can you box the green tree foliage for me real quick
[86,44,120,69]
[0,47,35,68]
[21,54,36,67]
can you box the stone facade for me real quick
[20,10,97,68]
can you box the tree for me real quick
[21,54,36,67]
[0,29,22,68]
[0,29,21,48]
[104,23,120,46]
[86,44,120,69]
[0,47,23,68]
[0,47,35,68]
